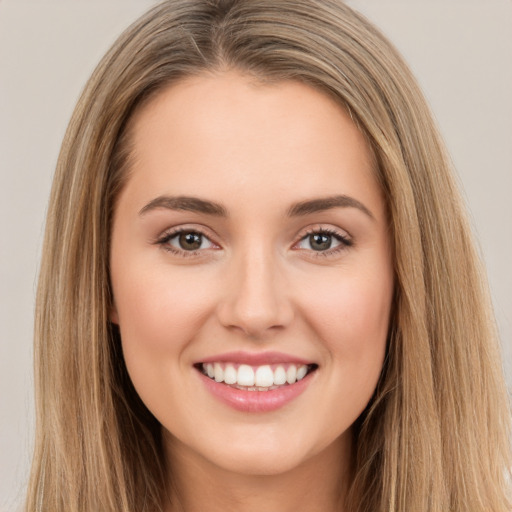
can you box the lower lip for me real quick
[197,370,315,413]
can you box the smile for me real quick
[194,353,318,412]
[199,362,317,390]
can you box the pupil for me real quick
[179,232,202,250]
[310,233,331,251]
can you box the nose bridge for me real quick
[218,240,293,336]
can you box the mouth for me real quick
[193,351,319,412]
[194,362,319,392]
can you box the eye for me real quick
[295,229,352,253]
[157,229,216,254]
[172,231,210,251]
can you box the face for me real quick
[110,72,393,477]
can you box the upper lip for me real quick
[197,351,315,366]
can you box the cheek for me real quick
[303,270,392,375]
[111,265,222,414]
[112,265,219,417]
[113,264,215,352]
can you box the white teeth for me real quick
[237,364,255,386]
[273,365,287,385]
[223,364,237,385]
[214,362,224,383]
[255,365,274,387]
[286,365,297,384]
[201,362,314,388]
[296,365,308,381]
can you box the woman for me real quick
[26,1,511,511]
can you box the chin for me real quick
[209,446,308,477]
[194,425,342,478]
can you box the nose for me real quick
[216,248,294,338]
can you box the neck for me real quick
[163,430,352,512]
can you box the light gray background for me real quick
[1,1,511,510]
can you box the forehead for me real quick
[120,71,383,219]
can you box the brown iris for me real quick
[179,232,203,250]
[309,233,332,251]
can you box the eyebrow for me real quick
[287,195,375,220]
[138,194,374,220]
[139,195,227,216]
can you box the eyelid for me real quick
[152,223,352,258]
[294,224,352,242]
[154,224,221,256]
[292,225,353,255]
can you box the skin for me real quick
[110,71,394,511]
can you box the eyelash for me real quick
[155,227,216,257]
[295,227,353,258]
[154,226,353,258]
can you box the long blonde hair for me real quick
[27,1,511,510]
